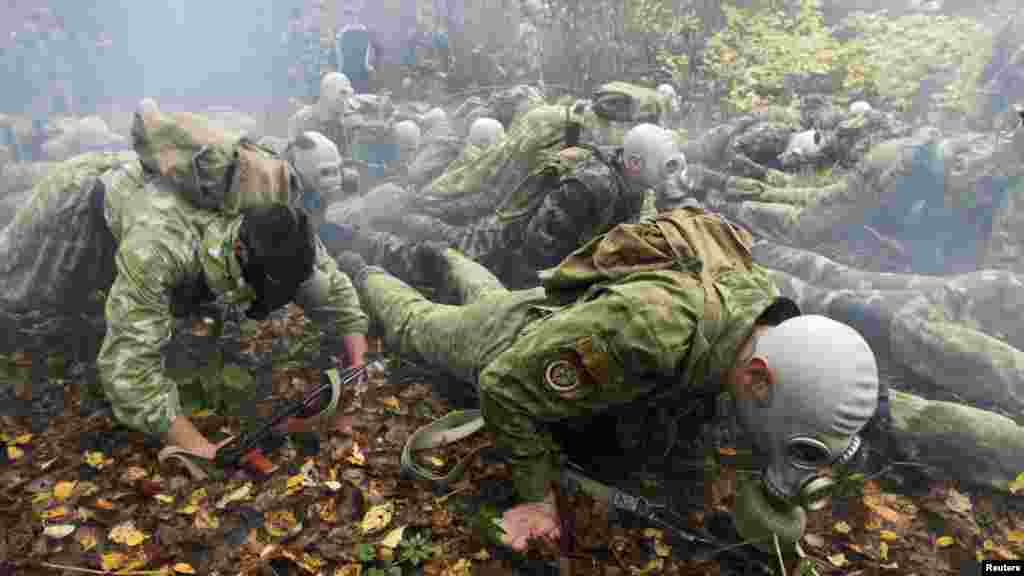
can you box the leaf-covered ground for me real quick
[3,307,1024,575]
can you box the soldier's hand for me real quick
[499,498,561,551]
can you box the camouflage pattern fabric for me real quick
[406,118,462,191]
[754,241,1024,417]
[350,151,656,289]
[353,210,780,501]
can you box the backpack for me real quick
[592,81,667,124]
[539,206,757,326]
[132,107,295,214]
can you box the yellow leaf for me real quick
[985,540,996,550]
[216,482,252,509]
[642,528,663,540]
[879,530,898,541]
[53,481,77,502]
[178,504,198,515]
[936,535,955,548]
[76,526,98,552]
[834,521,852,535]
[880,541,889,561]
[472,549,491,561]
[1008,530,1024,543]
[95,498,115,510]
[360,502,394,534]
[265,509,300,538]
[316,498,338,524]
[43,524,76,539]
[191,409,215,418]
[14,433,33,445]
[380,396,401,410]
[83,451,109,469]
[1009,471,1024,495]
[155,494,175,504]
[428,456,445,468]
[101,552,127,571]
[299,553,324,574]
[654,539,672,558]
[31,491,53,504]
[827,553,848,567]
[380,525,406,549]
[109,521,149,546]
[42,506,69,519]
[174,563,197,574]
[7,446,23,461]
[978,549,985,562]
[334,565,362,576]
[347,442,366,466]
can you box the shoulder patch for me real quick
[545,359,579,393]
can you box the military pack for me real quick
[132,108,295,214]
[592,81,667,124]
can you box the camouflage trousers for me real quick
[753,241,1024,416]
[357,248,546,387]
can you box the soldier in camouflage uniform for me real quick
[0,149,369,464]
[339,124,685,289]
[332,207,879,552]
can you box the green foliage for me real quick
[356,542,377,563]
[702,0,992,114]
[399,531,437,566]
[366,567,402,576]
[625,0,700,85]
[468,503,506,546]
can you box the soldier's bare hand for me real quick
[499,500,561,551]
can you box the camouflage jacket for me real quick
[457,148,654,279]
[98,163,368,437]
[479,264,779,501]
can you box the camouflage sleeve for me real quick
[294,237,370,336]
[478,281,698,501]
[522,180,607,270]
[97,236,187,437]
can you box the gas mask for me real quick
[467,117,505,149]
[779,129,825,170]
[623,123,687,191]
[318,72,354,121]
[291,131,343,226]
[733,315,879,550]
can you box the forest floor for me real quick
[2,306,1024,576]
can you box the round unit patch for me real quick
[544,359,580,394]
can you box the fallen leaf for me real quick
[14,433,32,445]
[178,504,198,515]
[77,507,94,522]
[53,481,77,502]
[380,525,406,549]
[316,497,338,524]
[936,535,955,548]
[654,539,672,558]
[985,539,996,550]
[42,506,68,519]
[121,466,149,483]
[155,494,175,504]
[1009,472,1024,495]
[880,530,898,541]
[1008,530,1024,543]
[109,521,149,546]
[76,526,98,552]
[360,502,394,534]
[945,488,972,514]
[7,446,23,461]
[380,396,401,411]
[174,563,197,574]
[335,565,362,576]
[642,528,663,540]
[101,552,127,571]
[265,509,300,538]
[428,456,445,468]
[286,473,306,496]
[95,498,115,510]
[298,552,324,574]
[827,553,848,567]
[324,480,343,492]
[629,558,665,575]
[31,491,53,504]
[217,482,252,509]
[880,541,889,561]
[834,521,852,535]
[472,549,490,561]
[83,451,112,469]
[347,442,366,466]
[43,524,76,539]
[803,533,825,548]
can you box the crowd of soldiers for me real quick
[3,0,1024,569]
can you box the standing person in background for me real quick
[333,1,379,94]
